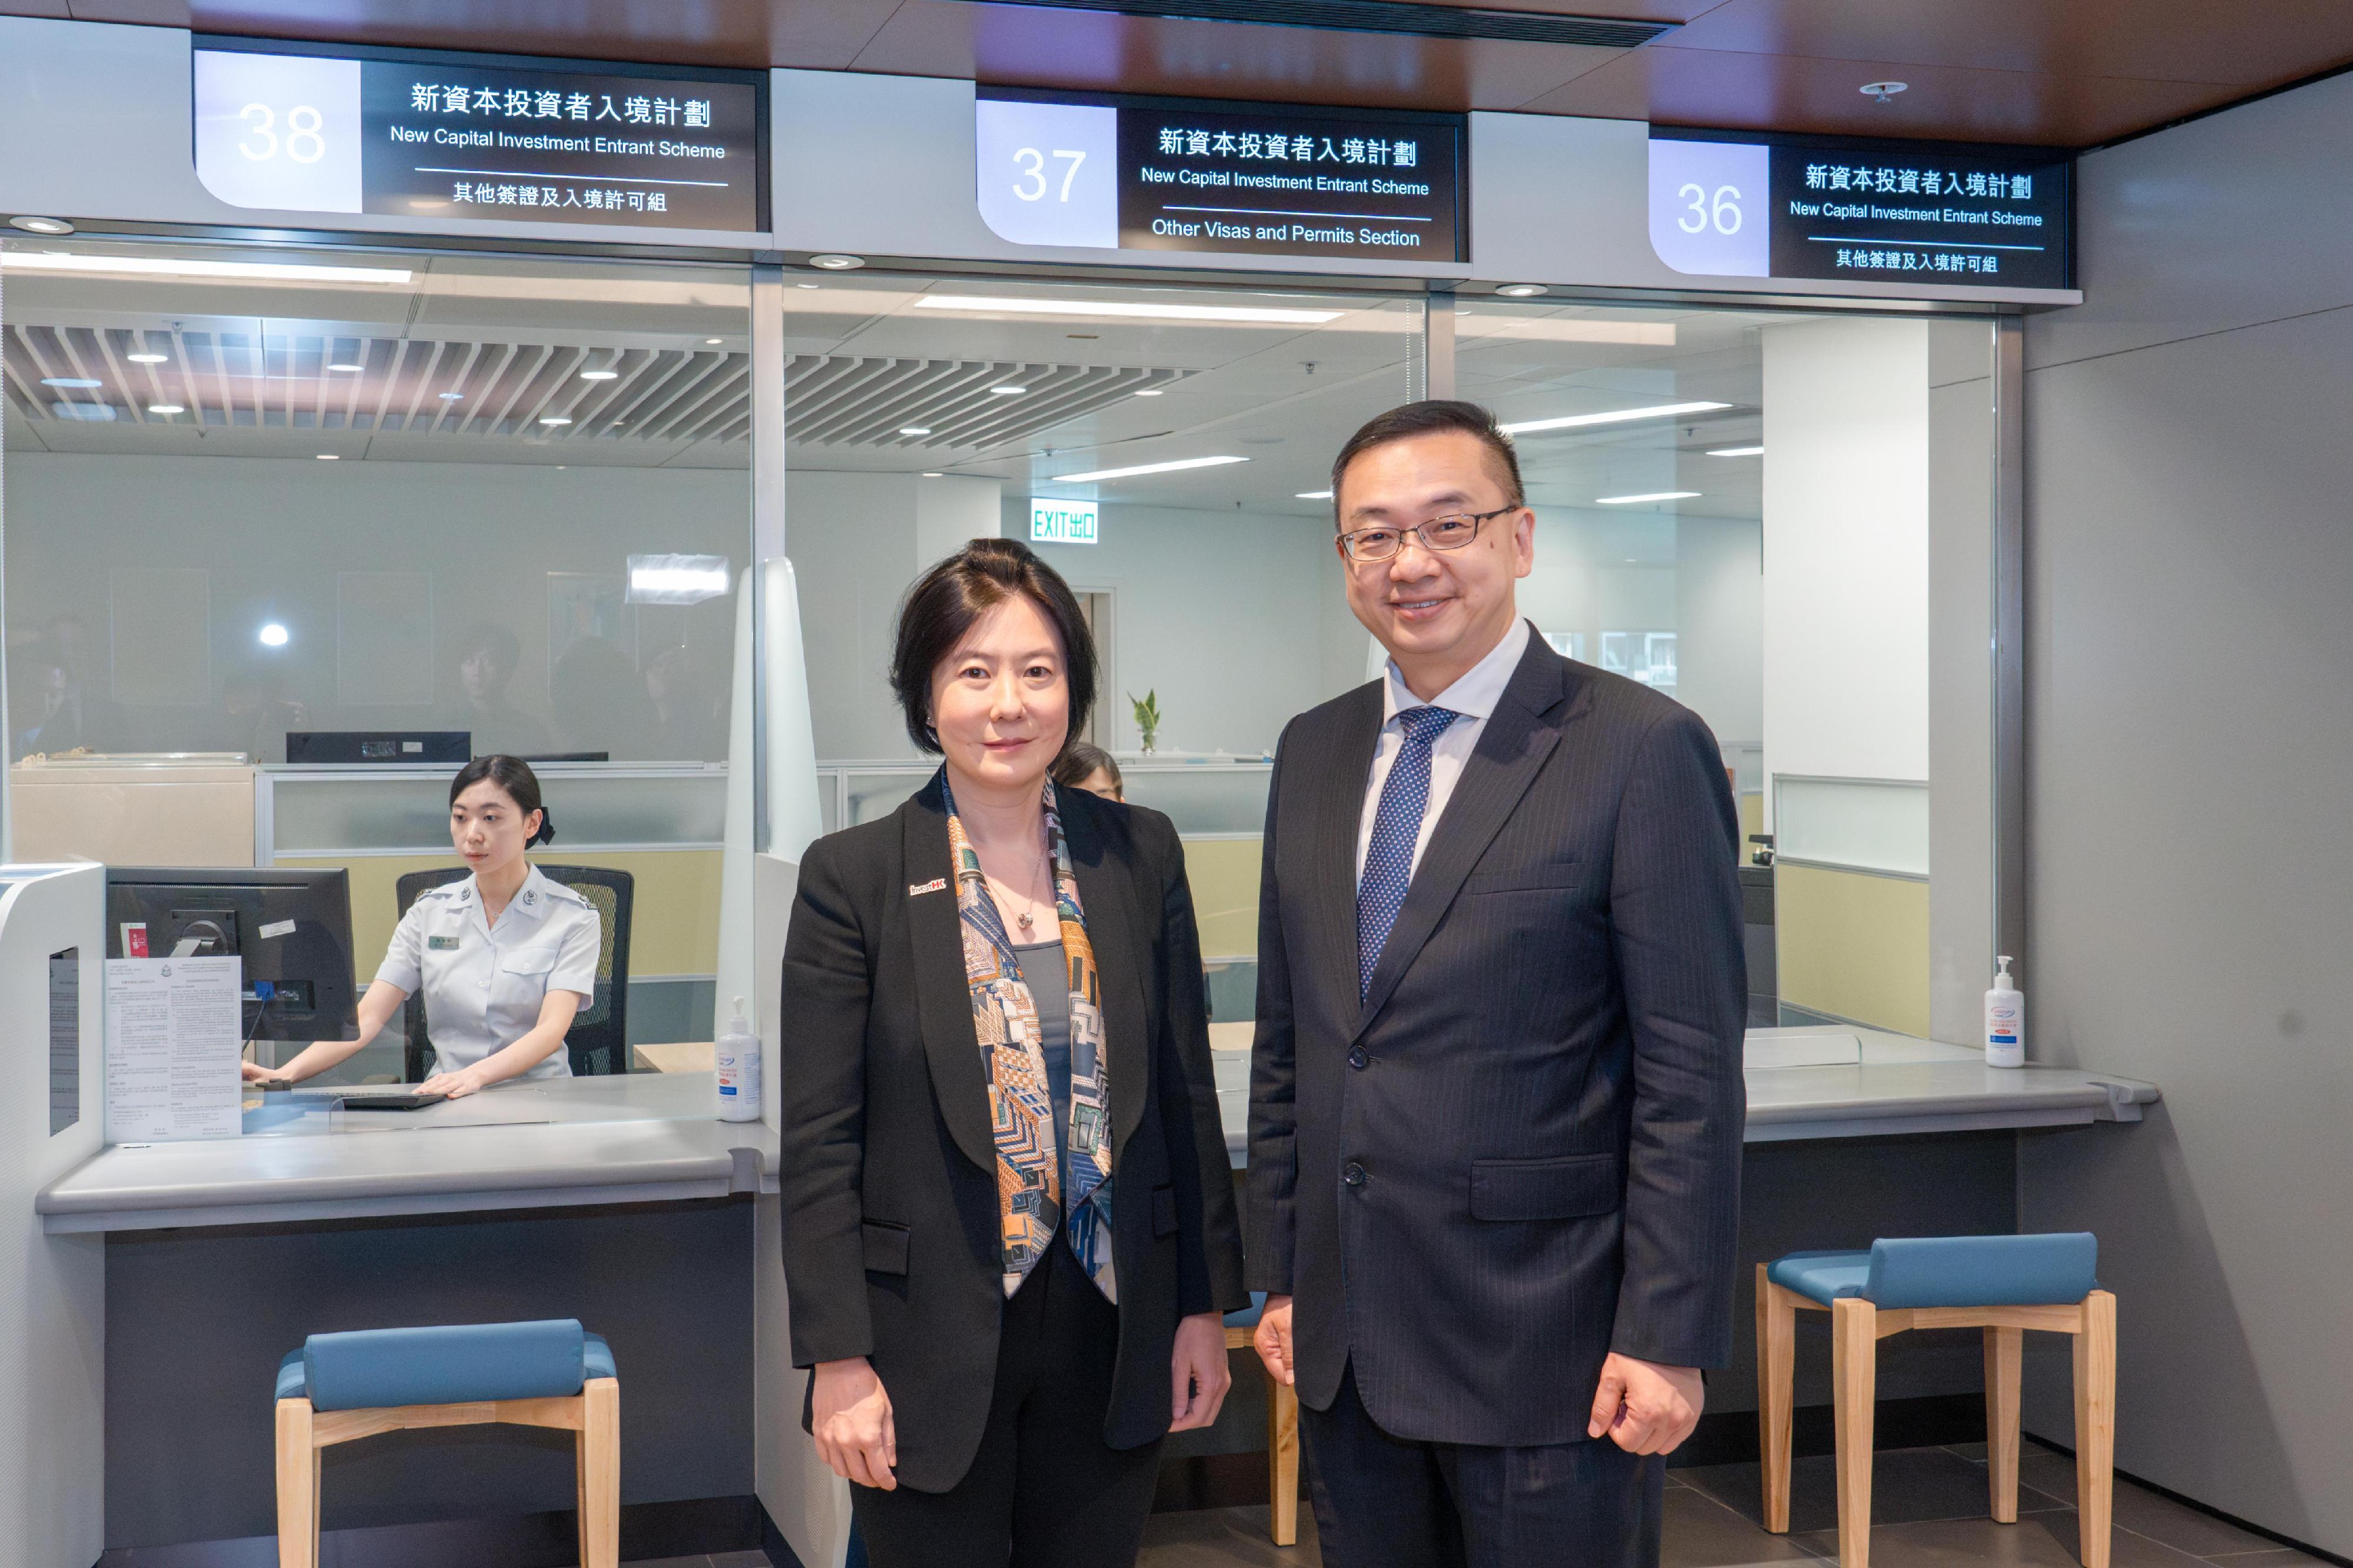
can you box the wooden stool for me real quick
[1225,1293,1300,1546]
[272,1318,618,1568]
[1757,1234,2114,1568]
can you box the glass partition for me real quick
[2,235,755,1122]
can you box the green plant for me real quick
[1129,689,1162,753]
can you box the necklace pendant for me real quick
[1016,910,1034,930]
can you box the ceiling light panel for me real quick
[1052,455,1248,483]
[0,251,412,285]
[1501,401,1730,435]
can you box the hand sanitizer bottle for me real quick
[716,997,762,1122]
[1984,957,2025,1067]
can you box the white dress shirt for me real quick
[375,863,602,1079]
[1355,617,1532,888]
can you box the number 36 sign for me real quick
[1646,138,1768,278]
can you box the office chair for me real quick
[393,864,635,1079]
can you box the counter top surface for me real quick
[44,1030,2157,1233]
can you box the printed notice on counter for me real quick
[104,957,242,1142]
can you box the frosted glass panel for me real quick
[1120,765,1271,835]
[266,765,727,854]
[1773,775,1928,878]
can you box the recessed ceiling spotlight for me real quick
[1496,283,1548,298]
[41,377,102,389]
[127,352,169,365]
[579,369,619,381]
[1133,388,1164,397]
[1862,80,1908,102]
[438,391,464,401]
[8,215,75,235]
[705,338,723,345]
[809,253,865,271]
[989,385,1027,395]
[258,623,289,647]
[327,362,363,372]
[1707,445,1765,457]
[539,415,574,426]
[146,403,185,415]
[1595,491,1700,505]
[899,426,933,436]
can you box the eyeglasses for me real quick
[1336,505,1519,563]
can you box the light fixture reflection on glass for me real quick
[921,471,944,478]
[438,391,464,401]
[579,369,619,381]
[1594,491,1700,505]
[1706,445,1765,457]
[625,553,734,605]
[899,426,932,436]
[41,378,102,389]
[990,386,1026,396]
[1052,455,1248,483]
[1296,489,1334,500]
[328,362,363,372]
[1500,401,1730,435]
[1,251,412,284]
[128,352,169,365]
[539,415,573,426]
[146,403,185,415]
[704,338,723,345]
[1133,388,1164,397]
[914,294,1342,325]
[258,623,289,648]
[316,453,339,460]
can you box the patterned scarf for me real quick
[944,778,1116,1302]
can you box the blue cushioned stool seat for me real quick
[1224,1290,1269,1330]
[276,1319,615,1412]
[1768,1233,2098,1310]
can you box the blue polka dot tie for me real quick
[1357,705,1461,999]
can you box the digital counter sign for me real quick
[1648,131,2070,290]
[194,42,764,231]
[977,89,1465,263]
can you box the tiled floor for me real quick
[1123,1439,2329,1568]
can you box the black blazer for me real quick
[1246,628,1747,1447]
[779,771,1247,1492]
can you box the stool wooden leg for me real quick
[1985,1326,2022,1523]
[1832,1298,1878,1568]
[1268,1369,1299,1547]
[274,1398,318,1568]
[1757,1266,1797,1533]
[2074,1292,2117,1568]
[581,1377,621,1568]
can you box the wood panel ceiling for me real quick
[14,0,2353,148]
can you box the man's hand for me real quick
[811,1357,898,1489]
[1251,1295,1295,1387]
[1588,1353,1704,1454]
[1171,1312,1233,1431]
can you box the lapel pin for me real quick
[909,878,948,896]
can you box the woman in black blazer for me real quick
[779,538,1247,1567]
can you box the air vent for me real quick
[967,0,1674,48]
[4,323,1192,458]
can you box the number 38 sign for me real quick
[194,51,365,213]
[1646,138,1768,278]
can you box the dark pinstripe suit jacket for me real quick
[1245,625,1747,1447]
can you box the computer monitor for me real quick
[105,868,359,1043]
[286,731,471,765]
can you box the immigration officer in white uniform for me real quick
[248,755,602,1096]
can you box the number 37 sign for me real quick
[1647,138,1768,278]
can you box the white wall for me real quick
[2017,68,2353,1554]
[1761,318,1932,799]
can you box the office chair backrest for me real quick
[391,863,635,1079]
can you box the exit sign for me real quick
[1031,499,1099,545]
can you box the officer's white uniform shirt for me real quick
[375,864,602,1080]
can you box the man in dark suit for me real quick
[1247,401,1747,1566]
